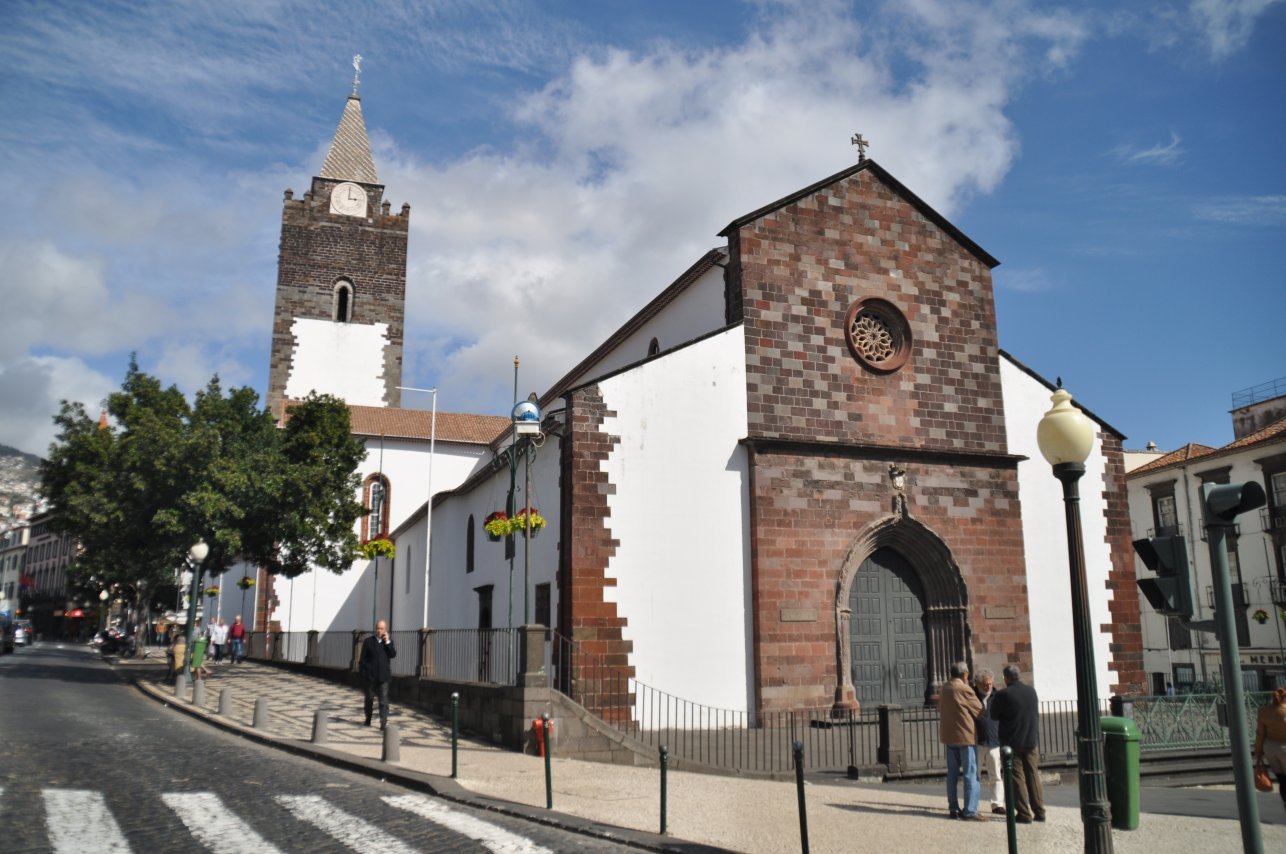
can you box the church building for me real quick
[265,80,1145,712]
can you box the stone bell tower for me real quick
[266,68,408,417]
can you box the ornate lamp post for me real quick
[1036,387,1113,854]
[181,540,209,688]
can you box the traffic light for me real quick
[1134,535,1194,619]
[1203,481,1266,524]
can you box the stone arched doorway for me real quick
[848,548,927,704]
[835,515,970,708]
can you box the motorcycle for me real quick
[99,628,137,658]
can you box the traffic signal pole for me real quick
[1201,481,1265,854]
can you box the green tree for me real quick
[41,359,368,628]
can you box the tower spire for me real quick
[320,59,378,184]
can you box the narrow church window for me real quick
[648,337,660,356]
[466,515,475,573]
[333,279,355,323]
[844,297,912,374]
[363,474,390,542]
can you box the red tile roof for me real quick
[346,405,509,445]
[1126,419,1286,479]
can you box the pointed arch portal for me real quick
[835,514,970,707]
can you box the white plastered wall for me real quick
[597,325,752,713]
[269,437,488,632]
[562,265,727,388]
[423,433,561,632]
[1002,357,1117,702]
[285,318,390,407]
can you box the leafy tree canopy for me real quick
[41,358,368,594]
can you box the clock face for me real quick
[329,182,367,217]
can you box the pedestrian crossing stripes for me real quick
[277,794,418,853]
[384,794,555,854]
[162,792,284,854]
[42,789,131,853]
[24,788,558,853]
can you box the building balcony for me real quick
[1260,506,1286,536]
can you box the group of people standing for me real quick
[939,662,1045,823]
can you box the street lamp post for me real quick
[182,540,209,688]
[397,384,438,630]
[1036,387,1114,854]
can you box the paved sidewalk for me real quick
[124,655,1286,854]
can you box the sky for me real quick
[1,0,1283,458]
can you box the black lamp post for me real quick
[1036,387,1113,854]
[181,540,208,687]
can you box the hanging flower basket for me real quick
[511,507,548,539]
[1253,608,1269,625]
[484,511,510,542]
[203,586,220,598]
[360,537,396,560]
[237,577,256,591]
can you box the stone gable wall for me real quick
[734,169,1006,452]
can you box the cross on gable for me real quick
[851,133,869,161]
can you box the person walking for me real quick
[991,664,1046,823]
[939,660,986,820]
[211,617,228,663]
[359,620,397,730]
[227,615,246,664]
[974,668,1005,815]
[1254,687,1286,809]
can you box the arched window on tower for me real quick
[648,337,660,356]
[333,279,355,323]
[362,474,390,542]
[466,515,475,574]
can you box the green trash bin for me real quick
[1100,716,1140,830]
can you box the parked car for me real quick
[13,619,33,647]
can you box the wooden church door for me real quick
[848,548,928,705]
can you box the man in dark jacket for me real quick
[359,620,397,729]
[990,664,1045,823]
[974,668,1004,815]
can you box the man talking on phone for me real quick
[359,620,397,729]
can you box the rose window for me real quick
[844,297,912,374]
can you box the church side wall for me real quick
[1001,360,1127,701]
[269,439,488,632]
[561,265,728,389]
[594,327,753,713]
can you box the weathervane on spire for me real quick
[851,132,869,162]
[351,54,363,97]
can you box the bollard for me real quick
[312,710,329,745]
[1001,746,1017,854]
[253,697,269,729]
[382,723,401,762]
[192,679,205,708]
[451,692,459,779]
[218,688,233,716]
[542,714,553,809]
[793,740,809,854]
[173,678,187,701]
[659,745,669,835]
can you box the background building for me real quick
[1127,378,1286,693]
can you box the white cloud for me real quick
[1193,195,1286,224]
[1189,0,1284,60]
[1112,132,1185,166]
[995,269,1054,293]
[0,356,115,457]
[387,1,1091,410]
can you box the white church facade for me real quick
[261,85,1146,713]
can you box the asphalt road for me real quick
[0,642,637,853]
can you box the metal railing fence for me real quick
[277,631,309,664]
[1131,692,1272,751]
[431,628,520,684]
[389,630,420,677]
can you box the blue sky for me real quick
[1,0,1282,457]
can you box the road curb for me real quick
[129,672,727,853]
